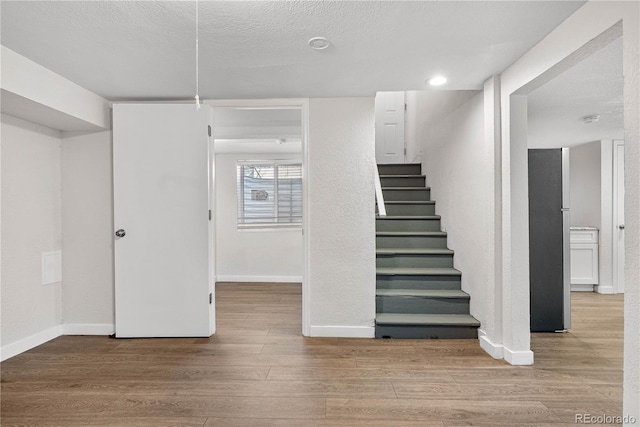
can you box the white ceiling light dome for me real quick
[428,76,448,86]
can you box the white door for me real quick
[613,140,625,293]
[113,104,213,337]
[375,91,405,164]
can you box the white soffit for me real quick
[212,107,302,154]
[0,45,110,130]
[214,139,302,155]
[528,37,623,148]
[1,1,585,100]
[1,90,106,131]
[213,108,301,131]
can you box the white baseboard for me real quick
[595,285,615,294]
[63,323,114,335]
[308,325,375,338]
[1,323,116,361]
[504,346,534,365]
[216,275,302,283]
[478,329,504,360]
[571,284,595,292]
[1,325,63,362]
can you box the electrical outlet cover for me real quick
[42,250,62,285]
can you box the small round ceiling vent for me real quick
[308,37,330,50]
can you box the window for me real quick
[237,161,302,228]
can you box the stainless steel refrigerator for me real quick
[528,148,571,332]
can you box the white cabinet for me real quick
[570,228,599,291]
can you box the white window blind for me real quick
[237,162,302,228]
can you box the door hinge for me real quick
[209,293,212,304]
[208,125,212,137]
[404,104,407,111]
[209,209,212,221]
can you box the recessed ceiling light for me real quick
[428,76,448,86]
[583,114,600,124]
[308,37,330,50]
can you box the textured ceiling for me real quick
[1,1,584,100]
[528,37,623,148]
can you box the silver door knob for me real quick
[115,229,126,237]
[619,224,625,230]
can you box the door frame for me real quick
[498,20,627,365]
[612,139,625,294]
[207,110,216,335]
[205,98,311,336]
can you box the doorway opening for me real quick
[207,100,309,335]
[526,34,624,332]
[502,23,628,407]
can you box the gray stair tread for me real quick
[376,215,440,220]
[377,289,469,299]
[384,201,435,205]
[382,187,431,190]
[377,267,461,276]
[377,231,447,236]
[377,248,453,255]
[376,313,480,326]
[379,174,426,178]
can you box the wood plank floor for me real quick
[1,283,624,426]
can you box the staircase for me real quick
[375,163,480,339]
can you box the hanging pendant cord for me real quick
[195,0,200,109]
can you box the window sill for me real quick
[237,225,303,233]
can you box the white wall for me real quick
[405,90,480,165]
[215,153,303,282]
[0,47,112,358]
[570,141,601,227]
[1,114,63,356]
[417,92,490,331]
[307,98,376,337]
[61,131,115,333]
[568,140,621,295]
